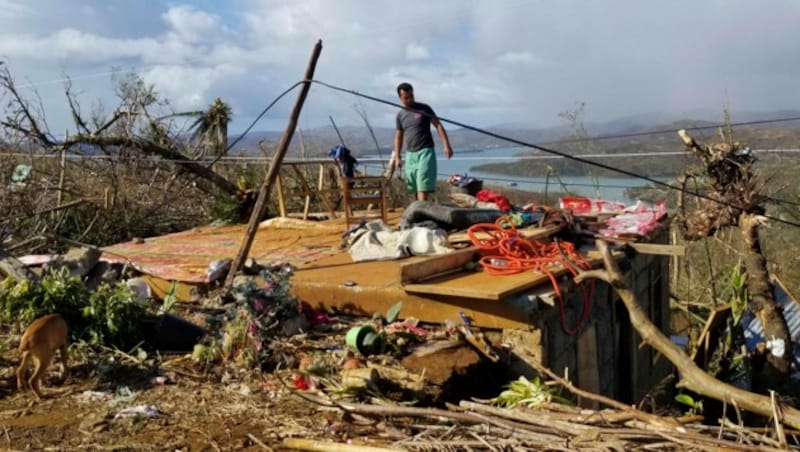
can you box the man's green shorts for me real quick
[404,147,437,193]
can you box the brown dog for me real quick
[16,313,69,399]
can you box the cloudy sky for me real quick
[1,0,799,136]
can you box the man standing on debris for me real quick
[392,83,454,201]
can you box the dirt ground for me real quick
[0,324,393,451]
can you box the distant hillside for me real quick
[228,110,800,166]
[230,124,571,159]
[471,115,800,178]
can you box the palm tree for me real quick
[188,97,232,160]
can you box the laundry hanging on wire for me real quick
[328,144,359,178]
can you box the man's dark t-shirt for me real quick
[396,102,435,152]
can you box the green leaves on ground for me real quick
[491,375,572,409]
[0,267,149,347]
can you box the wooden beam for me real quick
[447,224,562,245]
[580,233,686,256]
[399,247,481,284]
[403,266,567,300]
[224,40,323,290]
[275,174,287,217]
[690,304,731,370]
[626,242,685,257]
[317,163,338,219]
[293,164,337,219]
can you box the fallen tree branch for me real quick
[60,135,240,196]
[525,357,682,431]
[282,438,400,452]
[576,239,800,430]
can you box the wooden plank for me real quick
[141,275,201,302]
[691,304,731,370]
[577,323,600,409]
[627,242,685,257]
[292,164,338,220]
[317,164,338,219]
[275,174,287,217]
[399,247,481,284]
[602,239,685,256]
[403,269,554,300]
[403,250,608,300]
[586,233,685,256]
[447,224,561,245]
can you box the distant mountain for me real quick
[227,109,800,159]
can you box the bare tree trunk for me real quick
[740,213,792,390]
[676,129,792,393]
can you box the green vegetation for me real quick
[0,268,149,348]
[491,375,571,409]
[192,266,302,369]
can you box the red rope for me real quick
[467,217,596,335]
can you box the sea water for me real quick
[360,146,666,202]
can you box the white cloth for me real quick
[348,221,452,262]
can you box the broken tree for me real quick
[677,128,792,393]
[0,62,242,198]
[578,240,800,430]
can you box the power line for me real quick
[532,116,800,148]
[311,79,800,229]
[102,82,305,239]
[204,81,304,169]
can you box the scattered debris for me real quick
[113,405,161,420]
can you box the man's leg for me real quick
[405,152,418,195]
[416,148,437,202]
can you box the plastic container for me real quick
[345,325,377,355]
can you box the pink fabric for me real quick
[598,202,667,238]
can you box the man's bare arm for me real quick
[393,129,404,168]
[431,117,454,159]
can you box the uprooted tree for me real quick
[676,128,792,393]
[0,62,259,250]
[0,62,242,197]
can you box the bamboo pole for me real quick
[224,40,323,289]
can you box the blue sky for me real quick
[1,0,799,136]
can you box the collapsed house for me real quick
[26,179,672,405]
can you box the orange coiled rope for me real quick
[467,217,596,335]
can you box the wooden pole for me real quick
[329,115,346,147]
[57,130,67,208]
[224,40,323,289]
[297,127,313,219]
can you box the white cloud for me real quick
[0,0,34,19]
[161,5,222,44]
[141,64,245,111]
[2,0,800,134]
[405,43,431,61]
[496,51,540,65]
[0,28,195,63]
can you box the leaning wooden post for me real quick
[223,40,323,289]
